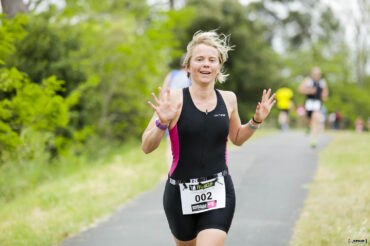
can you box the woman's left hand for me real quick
[254,88,276,122]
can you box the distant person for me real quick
[275,87,294,131]
[295,105,306,128]
[298,67,329,147]
[163,55,192,90]
[333,110,342,130]
[328,112,336,129]
[162,55,192,167]
[355,117,364,133]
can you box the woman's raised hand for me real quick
[148,87,182,125]
[254,88,276,122]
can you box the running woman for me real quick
[298,67,329,147]
[142,30,276,246]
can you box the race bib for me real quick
[179,176,226,215]
[305,99,321,111]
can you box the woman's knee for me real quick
[196,229,227,246]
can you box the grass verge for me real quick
[0,140,167,246]
[290,131,370,246]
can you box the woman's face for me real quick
[187,43,221,85]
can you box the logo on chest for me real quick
[213,114,226,117]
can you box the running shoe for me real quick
[311,140,317,148]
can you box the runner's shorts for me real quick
[163,174,236,241]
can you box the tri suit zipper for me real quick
[199,109,208,169]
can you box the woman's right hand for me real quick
[148,87,182,125]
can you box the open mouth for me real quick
[200,71,211,75]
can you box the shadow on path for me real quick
[61,131,331,246]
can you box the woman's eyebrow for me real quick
[194,55,217,58]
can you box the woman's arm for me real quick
[298,78,316,95]
[141,113,167,154]
[141,72,174,154]
[228,89,276,146]
[141,88,182,154]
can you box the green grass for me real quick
[0,139,168,246]
[290,131,370,246]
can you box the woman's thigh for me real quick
[196,229,226,246]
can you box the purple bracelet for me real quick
[155,119,168,130]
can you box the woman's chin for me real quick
[193,77,215,84]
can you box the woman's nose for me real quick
[202,61,210,67]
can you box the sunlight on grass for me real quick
[290,131,370,246]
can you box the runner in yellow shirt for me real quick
[276,87,293,131]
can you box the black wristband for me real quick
[252,116,262,124]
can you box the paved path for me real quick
[61,131,331,246]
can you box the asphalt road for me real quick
[61,131,331,246]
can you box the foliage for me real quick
[0,66,69,161]
[0,14,28,63]
[6,12,86,94]
[0,14,96,163]
[246,0,341,50]
[59,2,194,140]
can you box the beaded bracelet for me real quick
[155,118,168,130]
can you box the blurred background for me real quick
[1,0,369,162]
[0,0,369,245]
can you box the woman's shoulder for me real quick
[218,90,237,103]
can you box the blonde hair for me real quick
[183,30,234,84]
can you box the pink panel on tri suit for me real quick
[169,125,180,177]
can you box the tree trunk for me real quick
[1,0,28,18]
[169,0,174,9]
[353,0,370,87]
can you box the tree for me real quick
[245,0,342,51]
[57,0,193,140]
[6,11,86,95]
[352,0,370,87]
[1,0,45,18]
[0,15,73,162]
[1,0,28,18]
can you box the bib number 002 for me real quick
[179,176,226,215]
[195,192,212,202]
